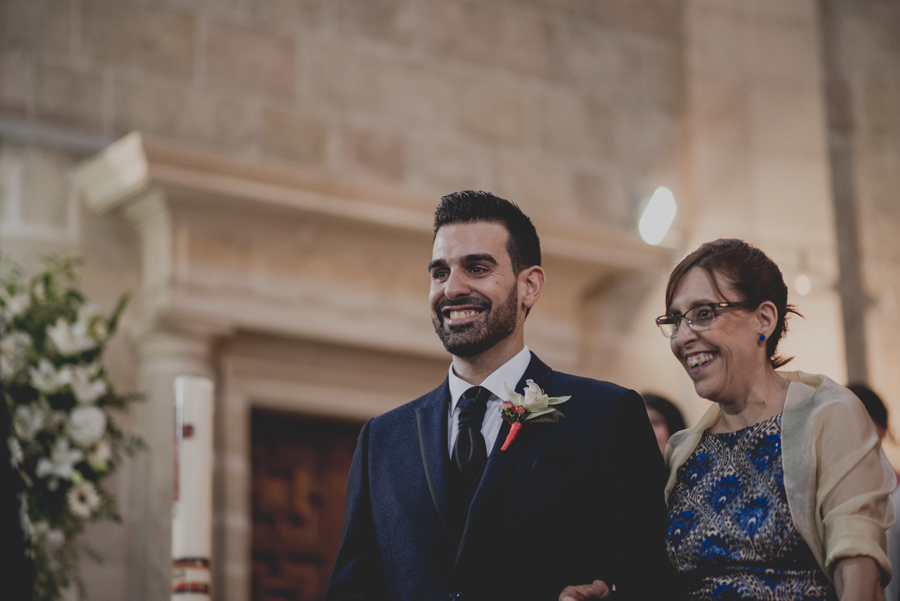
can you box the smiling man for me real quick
[327,190,676,601]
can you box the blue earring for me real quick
[759,334,766,341]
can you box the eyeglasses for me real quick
[655,302,744,338]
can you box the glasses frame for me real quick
[655,301,745,338]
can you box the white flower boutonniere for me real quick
[500,379,571,450]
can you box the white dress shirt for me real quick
[446,345,531,457]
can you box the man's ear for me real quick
[520,266,545,311]
[756,300,778,338]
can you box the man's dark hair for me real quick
[433,190,541,274]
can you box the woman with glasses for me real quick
[560,238,894,601]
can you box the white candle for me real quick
[171,376,215,600]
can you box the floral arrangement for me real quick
[500,379,570,450]
[0,256,140,600]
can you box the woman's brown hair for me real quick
[665,238,802,369]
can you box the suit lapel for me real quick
[453,353,554,571]
[415,380,454,542]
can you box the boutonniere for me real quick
[500,379,571,450]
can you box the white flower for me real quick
[0,331,32,378]
[29,358,74,395]
[67,480,101,518]
[46,317,97,356]
[36,439,83,480]
[69,405,107,447]
[14,403,47,441]
[0,289,30,319]
[70,363,107,404]
[88,439,112,472]
[7,436,23,468]
[521,379,549,412]
[78,304,108,341]
[31,521,65,549]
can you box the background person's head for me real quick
[664,238,801,370]
[848,383,889,440]
[643,393,686,455]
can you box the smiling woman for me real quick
[659,239,895,601]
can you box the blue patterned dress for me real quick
[665,414,837,600]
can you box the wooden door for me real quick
[251,410,361,601]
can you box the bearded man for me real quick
[327,190,674,601]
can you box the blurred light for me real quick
[795,274,812,296]
[639,186,677,245]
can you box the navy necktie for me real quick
[452,386,491,484]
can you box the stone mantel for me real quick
[76,132,673,367]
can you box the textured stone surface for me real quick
[82,0,195,78]
[309,43,446,128]
[579,0,681,38]
[19,158,71,228]
[426,1,553,78]
[338,0,416,47]
[689,75,749,148]
[35,62,105,131]
[261,107,328,166]
[492,151,570,218]
[114,77,191,139]
[413,137,488,194]
[1,0,72,54]
[0,52,31,116]
[748,87,826,157]
[207,20,297,98]
[341,123,406,183]
[862,71,900,149]
[539,89,614,159]
[458,78,525,144]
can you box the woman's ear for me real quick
[756,300,778,339]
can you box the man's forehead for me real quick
[432,221,509,255]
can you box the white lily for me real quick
[14,403,47,441]
[504,379,571,422]
[46,316,97,356]
[0,290,30,318]
[71,363,107,404]
[88,439,112,472]
[29,358,73,394]
[36,439,83,481]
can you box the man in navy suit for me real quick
[327,191,673,600]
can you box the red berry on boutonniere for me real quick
[500,380,571,451]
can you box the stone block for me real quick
[413,138,488,194]
[685,4,745,80]
[578,0,680,39]
[19,158,72,228]
[747,87,826,157]
[743,20,819,88]
[426,1,553,78]
[82,0,195,78]
[341,124,405,183]
[492,151,570,219]
[250,0,325,25]
[690,140,754,236]
[114,77,190,139]
[1,0,71,54]
[309,42,446,128]
[338,0,415,47]
[207,20,297,98]
[458,78,525,144]
[114,77,258,153]
[572,168,628,229]
[0,52,31,116]
[261,107,327,166]
[863,71,900,150]
[557,25,625,106]
[689,74,749,148]
[35,62,105,131]
[539,89,614,160]
[751,154,832,243]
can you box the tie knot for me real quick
[458,386,490,428]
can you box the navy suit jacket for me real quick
[327,354,675,601]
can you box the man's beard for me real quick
[432,284,518,358]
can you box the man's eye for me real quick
[469,265,487,274]
[431,270,448,280]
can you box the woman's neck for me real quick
[710,369,790,434]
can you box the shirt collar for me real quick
[448,346,531,412]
